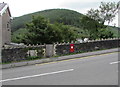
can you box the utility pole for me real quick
[0,16,2,63]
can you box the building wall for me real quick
[2,8,11,46]
[0,16,2,48]
[0,16,2,63]
[118,2,120,27]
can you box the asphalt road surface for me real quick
[1,52,118,85]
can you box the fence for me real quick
[1,38,120,63]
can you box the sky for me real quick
[1,0,119,26]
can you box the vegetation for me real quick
[11,28,28,43]
[11,2,119,44]
[81,16,114,39]
[13,16,78,44]
[11,9,83,32]
[87,2,119,25]
[80,1,119,39]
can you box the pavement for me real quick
[1,48,119,69]
[1,51,118,85]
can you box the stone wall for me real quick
[1,39,120,63]
[56,39,120,55]
[2,45,45,63]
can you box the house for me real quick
[118,1,120,28]
[0,2,12,48]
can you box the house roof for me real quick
[0,3,11,17]
[0,3,6,11]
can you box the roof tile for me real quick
[0,3,7,12]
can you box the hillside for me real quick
[11,9,119,44]
[11,9,84,32]
[107,26,120,37]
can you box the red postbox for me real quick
[70,44,74,52]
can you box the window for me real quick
[7,22,9,28]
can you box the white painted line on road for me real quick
[110,61,120,64]
[0,69,74,83]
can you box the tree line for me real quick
[12,1,119,44]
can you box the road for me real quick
[1,52,118,85]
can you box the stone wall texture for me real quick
[2,39,120,63]
[2,45,45,63]
[56,39,120,55]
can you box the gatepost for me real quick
[45,44,54,57]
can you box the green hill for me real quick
[107,26,120,37]
[11,9,119,43]
[11,9,84,32]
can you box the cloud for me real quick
[60,1,100,11]
[1,0,65,17]
[1,0,119,26]
[60,0,119,12]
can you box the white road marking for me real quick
[0,69,74,83]
[110,61,120,64]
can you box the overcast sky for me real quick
[1,0,119,26]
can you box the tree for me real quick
[81,16,114,39]
[81,16,104,39]
[87,2,119,25]
[24,16,78,44]
[61,25,78,42]
[24,16,50,44]
[98,28,114,39]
